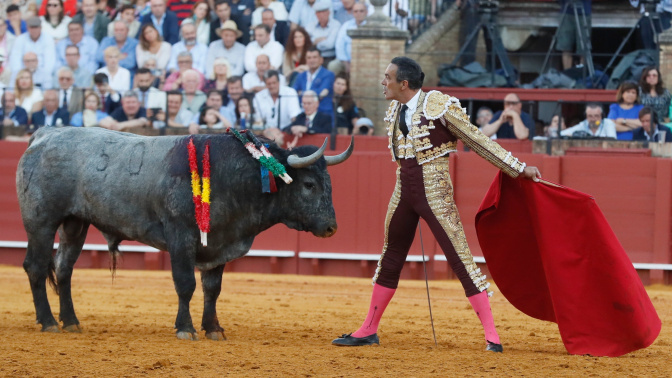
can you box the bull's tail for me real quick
[47,258,59,295]
[107,238,122,280]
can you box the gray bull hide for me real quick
[16,127,353,340]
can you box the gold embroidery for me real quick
[373,167,403,284]
[422,158,491,294]
[415,142,457,164]
[424,91,452,120]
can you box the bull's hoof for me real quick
[42,325,60,333]
[176,331,199,341]
[63,324,82,333]
[205,331,227,341]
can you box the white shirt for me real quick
[134,87,167,111]
[40,15,72,43]
[401,89,421,128]
[58,87,72,108]
[242,71,286,92]
[95,66,131,92]
[206,40,246,78]
[252,2,289,26]
[561,118,617,139]
[136,41,172,70]
[244,40,285,74]
[253,85,302,129]
[383,0,411,31]
[17,89,44,113]
[167,41,208,75]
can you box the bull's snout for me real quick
[315,222,338,238]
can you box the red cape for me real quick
[475,172,661,357]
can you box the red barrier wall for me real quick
[1,135,670,284]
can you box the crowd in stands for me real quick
[0,0,415,144]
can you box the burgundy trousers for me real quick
[373,157,489,297]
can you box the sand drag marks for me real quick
[0,265,670,377]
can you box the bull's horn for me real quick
[324,136,354,166]
[286,138,328,168]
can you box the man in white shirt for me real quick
[561,104,617,138]
[243,24,284,74]
[56,21,100,74]
[253,70,301,146]
[134,67,167,111]
[306,1,341,61]
[242,54,286,94]
[9,17,57,88]
[205,20,246,78]
[167,22,208,75]
[21,52,52,89]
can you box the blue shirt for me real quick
[6,20,27,35]
[57,36,100,74]
[167,41,208,75]
[97,37,139,72]
[335,19,364,62]
[70,110,109,127]
[9,33,57,86]
[151,13,167,38]
[607,103,643,141]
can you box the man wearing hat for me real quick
[306,0,341,62]
[167,22,208,75]
[9,16,57,87]
[209,0,233,44]
[206,20,246,78]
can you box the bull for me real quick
[16,126,353,340]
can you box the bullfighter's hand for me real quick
[522,166,541,182]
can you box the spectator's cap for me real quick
[355,117,374,128]
[26,16,42,28]
[314,0,330,12]
[217,20,243,38]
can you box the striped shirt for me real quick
[168,0,199,24]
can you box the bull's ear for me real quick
[286,138,328,168]
[324,136,354,166]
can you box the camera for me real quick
[357,125,370,135]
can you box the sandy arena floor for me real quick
[0,265,670,377]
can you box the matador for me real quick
[332,57,541,352]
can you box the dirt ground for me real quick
[0,265,670,377]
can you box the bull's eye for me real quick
[304,182,316,191]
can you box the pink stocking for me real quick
[351,284,396,337]
[468,290,500,344]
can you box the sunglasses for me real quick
[47,3,60,7]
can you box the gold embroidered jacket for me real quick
[385,90,526,178]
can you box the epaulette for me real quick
[423,90,463,120]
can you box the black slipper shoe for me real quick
[332,333,380,346]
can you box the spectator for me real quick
[141,58,166,88]
[209,0,233,43]
[482,93,534,140]
[15,70,44,118]
[222,75,244,122]
[561,103,617,138]
[229,0,255,45]
[134,0,153,20]
[21,52,52,90]
[182,1,212,47]
[56,67,84,116]
[72,0,110,43]
[167,21,208,75]
[168,0,199,25]
[475,106,495,139]
[0,91,29,127]
[188,88,235,132]
[6,5,27,37]
[136,23,172,72]
[0,50,9,88]
[9,17,57,89]
[284,89,331,147]
[353,116,374,136]
[243,54,287,94]
[556,0,591,70]
[107,4,141,38]
[135,67,167,110]
[196,106,230,130]
[382,0,411,32]
[155,90,194,127]
[334,1,367,74]
[262,9,290,45]
[235,96,258,129]
[164,52,206,91]
[31,89,69,128]
[100,91,150,131]
[244,24,285,73]
[333,0,355,24]
[97,20,140,73]
[293,47,334,117]
[0,18,15,71]
[306,1,340,63]
[98,0,119,19]
[181,69,207,114]
[608,81,643,140]
[94,72,121,114]
[283,27,311,86]
[206,20,246,78]
[37,0,77,18]
[56,21,100,74]
[544,114,566,137]
[252,0,289,26]
[253,70,302,145]
[333,72,359,134]
[289,0,329,29]
[62,45,93,88]
[630,0,671,50]
[70,90,109,127]
[633,106,672,142]
[139,0,180,44]
[203,57,230,93]
[639,66,671,124]
[96,46,132,92]
[41,0,72,43]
